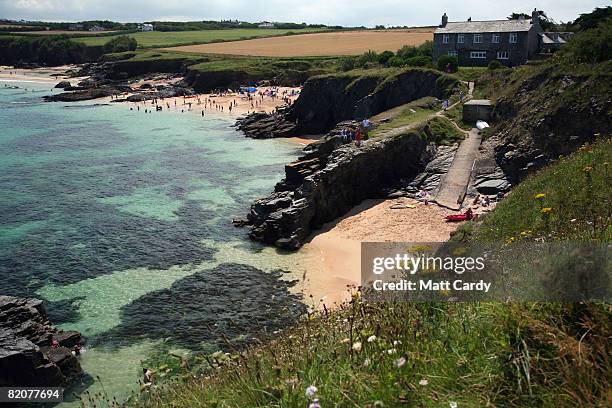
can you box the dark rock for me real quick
[247,123,437,249]
[0,296,84,387]
[44,88,114,102]
[54,81,72,89]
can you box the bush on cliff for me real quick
[436,55,458,73]
[0,35,103,65]
[562,16,611,64]
[103,35,138,53]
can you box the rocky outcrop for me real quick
[54,81,72,89]
[234,68,458,139]
[0,296,84,387]
[44,87,115,102]
[475,62,611,192]
[246,122,443,249]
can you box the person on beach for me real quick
[355,128,363,147]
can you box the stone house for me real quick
[433,9,543,67]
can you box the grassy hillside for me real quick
[107,141,610,408]
[73,28,326,48]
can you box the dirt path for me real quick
[435,128,481,210]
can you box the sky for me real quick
[0,0,608,26]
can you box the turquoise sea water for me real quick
[0,81,310,405]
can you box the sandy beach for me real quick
[0,65,85,84]
[301,197,464,306]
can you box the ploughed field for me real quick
[72,28,326,48]
[163,28,435,56]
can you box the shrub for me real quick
[488,60,503,70]
[562,17,612,64]
[103,35,138,53]
[405,56,431,67]
[387,56,405,67]
[340,57,356,71]
[377,50,395,66]
[356,50,379,67]
[437,55,458,73]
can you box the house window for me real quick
[509,33,518,43]
[497,51,509,60]
[457,34,465,44]
[474,33,483,43]
[470,51,487,59]
[448,51,458,57]
[492,33,500,43]
[443,34,449,44]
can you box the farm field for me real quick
[163,29,435,56]
[72,28,327,48]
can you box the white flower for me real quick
[308,399,321,408]
[340,338,350,344]
[386,348,397,354]
[352,342,362,352]
[363,358,371,367]
[449,402,458,408]
[393,340,402,346]
[419,379,428,386]
[305,385,318,398]
[394,357,406,368]
[367,335,377,343]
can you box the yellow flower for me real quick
[583,166,593,173]
[541,207,553,214]
[534,193,546,200]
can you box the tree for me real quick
[571,7,612,31]
[387,56,405,67]
[509,10,556,31]
[405,56,431,67]
[488,60,503,70]
[562,17,611,64]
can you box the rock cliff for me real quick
[0,296,84,387]
[246,122,444,249]
[236,68,458,139]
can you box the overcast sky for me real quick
[0,1,607,26]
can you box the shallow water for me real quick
[0,82,311,405]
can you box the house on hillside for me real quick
[69,23,84,31]
[89,25,105,32]
[540,31,573,53]
[258,22,275,28]
[139,23,154,32]
[433,9,544,67]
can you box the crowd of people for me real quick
[339,118,371,147]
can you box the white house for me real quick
[140,23,154,32]
[258,22,275,28]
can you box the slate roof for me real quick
[435,19,533,34]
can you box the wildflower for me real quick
[583,166,592,173]
[352,342,362,352]
[393,340,402,346]
[570,218,577,222]
[449,402,458,408]
[340,338,350,344]
[386,348,397,354]
[305,385,318,398]
[419,379,429,386]
[285,378,298,386]
[394,357,406,368]
[367,335,377,343]
[373,401,384,407]
[534,193,546,200]
[309,399,321,408]
[363,358,371,367]
[541,207,553,214]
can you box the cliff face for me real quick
[247,124,437,249]
[286,68,458,135]
[0,296,83,387]
[474,61,611,192]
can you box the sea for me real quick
[0,80,311,405]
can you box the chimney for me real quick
[531,8,539,24]
[440,13,448,27]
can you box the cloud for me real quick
[0,0,607,25]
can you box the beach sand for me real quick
[301,198,463,307]
[0,65,85,84]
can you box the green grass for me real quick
[420,116,466,145]
[72,28,326,48]
[370,97,439,137]
[472,138,612,243]
[443,103,473,131]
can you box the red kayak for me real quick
[445,208,474,222]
